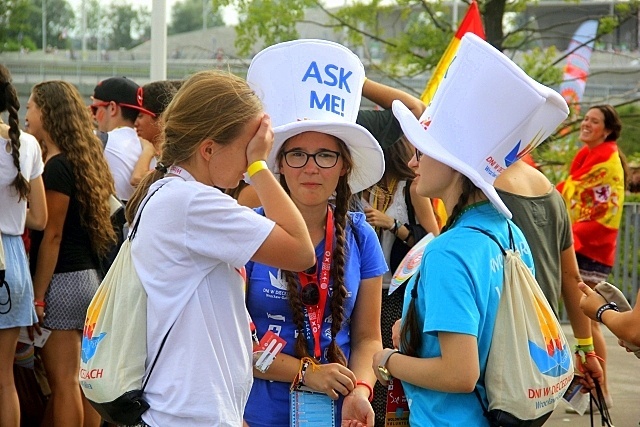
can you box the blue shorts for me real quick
[0,234,38,328]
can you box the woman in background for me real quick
[557,104,628,408]
[0,64,47,427]
[130,80,178,187]
[27,80,116,426]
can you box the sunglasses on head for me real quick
[298,263,320,306]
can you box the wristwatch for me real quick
[378,349,399,381]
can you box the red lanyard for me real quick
[298,206,334,359]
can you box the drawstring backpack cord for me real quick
[590,378,613,427]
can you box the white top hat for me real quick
[247,39,384,193]
[393,33,569,218]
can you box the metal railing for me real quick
[612,202,640,306]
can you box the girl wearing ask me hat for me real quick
[244,40,387,427]
[372,33,569,425]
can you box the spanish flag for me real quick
[420,0,486,103]
[421,1,485,228]
[557,142,625,266]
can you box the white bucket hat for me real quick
[246,39,384,193]
[393,33,569,218]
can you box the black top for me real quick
[30,153,98,274]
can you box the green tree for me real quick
[16,0,75,50]
[169,0,224,35]
[106,2,150,49]
[213,0,637,80]
[0,0,33,51]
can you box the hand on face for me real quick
[246,114,273,164]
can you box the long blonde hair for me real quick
[125,70,263,223]
[31,81,116,255]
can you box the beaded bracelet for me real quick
[291,356,317,391]
[596,302,619,323]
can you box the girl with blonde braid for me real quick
[26,81,117,426]
[243,40,386,427]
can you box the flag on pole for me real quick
[421,1,486,227]
[420,0,486,103]
[559,20,598,117]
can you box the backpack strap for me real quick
[465,224,513,423]
[126,181,172,392]
[129,183,167,242]
[141,324,173,391]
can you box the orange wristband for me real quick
[34,300,46,308]
[356,380,374,402]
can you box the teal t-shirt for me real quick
[401,203,534,426]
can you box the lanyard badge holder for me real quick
[290,358,335,427]
[385,378,409,426]
[290,207,336,427]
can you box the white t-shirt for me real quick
[0,132,44,235]
[131,177,275,427]
[103,126,142,201]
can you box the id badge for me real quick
[385,378,410,427]
[290,387,335,427]
[253,331,286,373]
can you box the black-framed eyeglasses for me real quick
[298,264,320,306]
[415,148,423,161]
[283,149,341,169]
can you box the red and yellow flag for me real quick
[420,0,486,104]
[557,142,625,266]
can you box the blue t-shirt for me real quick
[401,203,534,426]
[244,211,387,427]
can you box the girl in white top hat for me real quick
[372,33,570,426]
[243,39,387,427]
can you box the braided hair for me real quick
[278,136,354,365]
[0,64,30,201]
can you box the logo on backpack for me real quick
[529,297,572,377]
[81,298,107,364]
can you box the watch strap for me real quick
[380,349,399,371]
